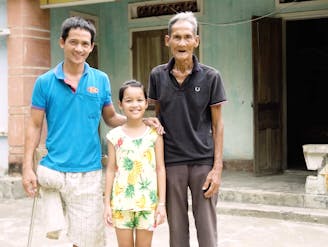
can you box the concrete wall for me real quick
[199,0,274,160]
[49,0,328,165]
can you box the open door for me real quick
[252,17,283,176]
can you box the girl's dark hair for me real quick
[119,80,147,102]
[61,16,96,43]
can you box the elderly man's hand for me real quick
[143,117,165,135]
[202,168,222,198]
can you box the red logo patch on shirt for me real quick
[87,86,99,94]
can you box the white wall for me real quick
[0,0,9,175]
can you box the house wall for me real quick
[49,0,328,168]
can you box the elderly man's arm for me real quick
[203,104,224,198]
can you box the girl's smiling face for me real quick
[119,86,148,120]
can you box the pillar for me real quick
[7,0,50,174]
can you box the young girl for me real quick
[104,80,166,247]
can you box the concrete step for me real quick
[218,183,328,224]
[2,172,328,225]
[217,201,328,225]
[0,175,25,199]
[219,187,328,209]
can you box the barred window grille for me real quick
[136,1,197,18]
[279,0,313,3]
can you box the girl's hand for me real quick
[104,205,113,227]
[154,204,166,227]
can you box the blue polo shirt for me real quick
[32,62,111,172]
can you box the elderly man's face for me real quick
[165,20,199,62]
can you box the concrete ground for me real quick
[1,198,328,247]
[1,170,328,246]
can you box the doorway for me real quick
[286,18,328,170]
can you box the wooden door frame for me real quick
[252,16,283,175]
[252,9,328,173]
[128,26,168,80]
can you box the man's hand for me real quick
[22,167,38,197]
[143,117,165,135]
[202,168,222,199]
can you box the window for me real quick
[276,0,326,5]
[279,0,313,2]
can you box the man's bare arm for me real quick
[22,108,44,197]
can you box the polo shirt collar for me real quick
[53,61,91,80]
[165,55,201,73]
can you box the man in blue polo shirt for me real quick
[148,12,227,247]
[22,16,161,247]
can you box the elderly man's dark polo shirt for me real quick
[148,56,227,166]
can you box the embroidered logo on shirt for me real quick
[87,86,99,94]
[195,86,201,92]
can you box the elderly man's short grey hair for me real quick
[168,11,198,36]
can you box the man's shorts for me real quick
[112,209,155,231]
[37,165,104,247]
